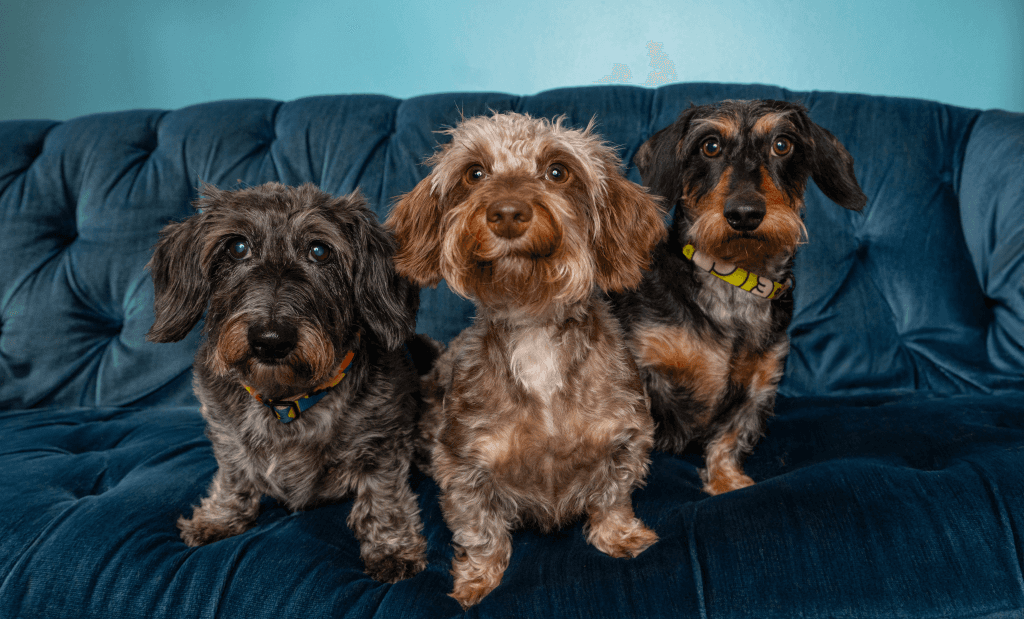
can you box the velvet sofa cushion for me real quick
[1,83,1022,618]
[2,393,1022,618]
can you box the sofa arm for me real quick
[959,109,1024,375]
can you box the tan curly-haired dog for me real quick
[387,112,666,608]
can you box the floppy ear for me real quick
[348,193,419,351]
[634,106,699,208]
[593,171,668,293]
[146,214,210,343]
[385,177,444,287]
[804,118,868,211]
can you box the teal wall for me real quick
[1,0,1022,121]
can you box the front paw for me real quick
[177,514,242,546]
[362,535,428,583]
[587,511,658,558]
[449,546,505,609]
[701,468,755,495]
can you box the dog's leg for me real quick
[701,425,758,495]
[347,459,428,583]
[585,435,658,558]
[701,396,775,495]
[702,343,785,495]
[646,369,703,454]
[442,481,514,609]
[178,467,261,546]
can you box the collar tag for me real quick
[682,244,788,300]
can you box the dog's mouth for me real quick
[726,232,767,243]
[239,357,319,399]
[473,244,558,267]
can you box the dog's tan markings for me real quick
[752,112,790,137]
[750,165,807,265]
[731,345,786,395]
[702,428,755,495]
[689,115,740,140]
[688,169,739,260]
[211,316,250,375]
[633,323,729,408]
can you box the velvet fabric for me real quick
[1,83,1022,618]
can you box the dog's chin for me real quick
[237,358,320,400]
[698,229,796,271]
[460,252,593,316]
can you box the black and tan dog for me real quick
[147,181,427,582]
[611,100,867,495]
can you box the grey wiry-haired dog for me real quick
[147,181,427,582]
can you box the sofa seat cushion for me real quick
[2,393,1022,618]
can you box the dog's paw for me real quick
[449,546,506,609]
[701,468,755,495]
[587,512,658,559]
[177,515,242,547]
[364,551,427,583]
[450,572,501,610]
[363,536,428,583]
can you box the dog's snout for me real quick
[248,322,299,362]
[486,200,533,239]
[723,196,766,232]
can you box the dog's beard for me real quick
[687,207,806,272]
[209,314,338,400]
[440,204,595,316]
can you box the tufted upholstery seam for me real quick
[263,102,285,183]
[269,101,282,143]
[0,247,66,317]
[0,122,61,189]
[373,104,400,210]
[62,253,121,329]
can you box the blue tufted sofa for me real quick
[1,83,1022,618]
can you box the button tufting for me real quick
[855,241,869,261]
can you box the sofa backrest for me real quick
[0,83,1021,409]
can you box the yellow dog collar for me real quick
[682,244,789,300]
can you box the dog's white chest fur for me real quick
[509,325,563,419]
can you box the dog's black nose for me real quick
[724,197,766,232]
[248,322,299,362]
[486,200,533,239]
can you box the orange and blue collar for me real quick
[244,348,356,424]
[682,244,789,300]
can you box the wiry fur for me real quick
[387,112,666,608]
[147,181,427,582]
[611,100,867,495]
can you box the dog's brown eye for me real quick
[772,137,793,156]
[466,165,486,184]
[546,164,569,183]
[308,242,331,263]
[227,238,250,261]
[701,138,722,157]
